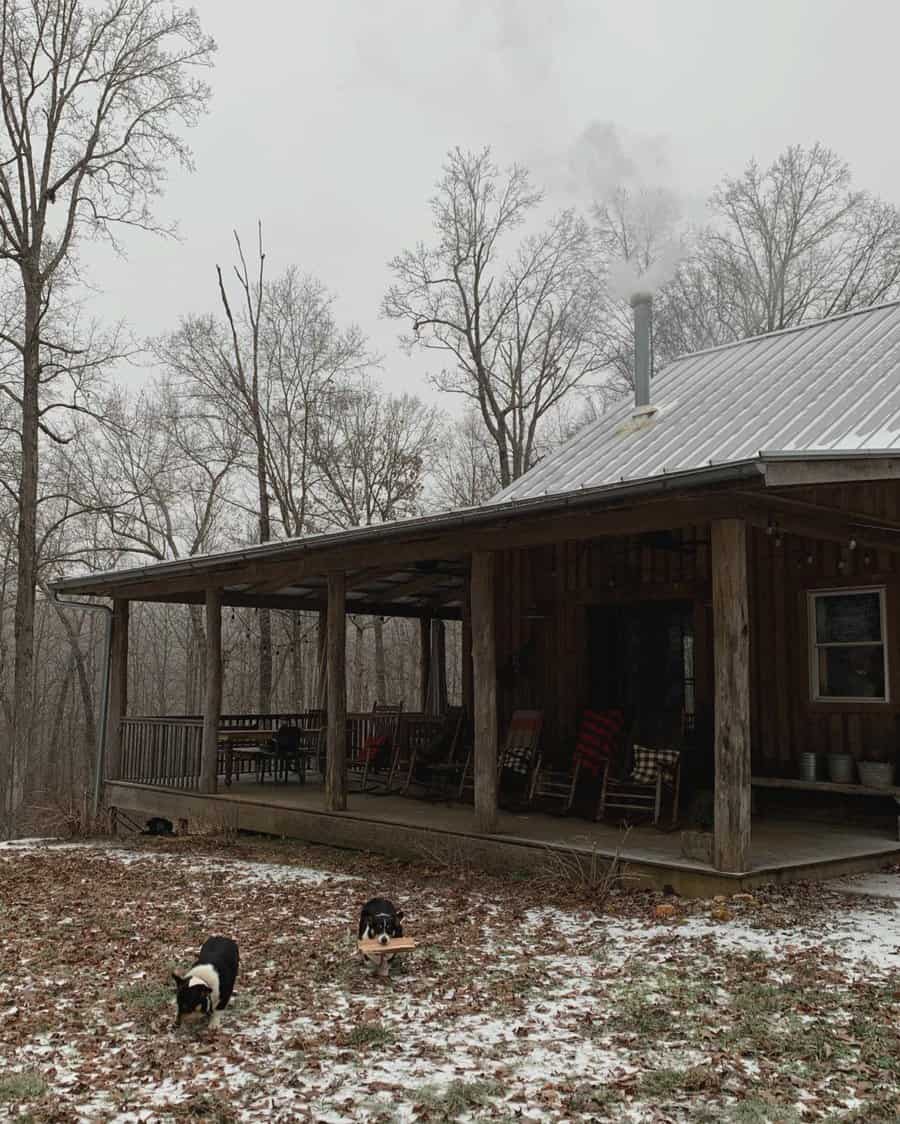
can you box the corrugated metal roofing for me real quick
[491,301,900,505]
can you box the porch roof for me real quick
[50,446,900,614]
[493,301,900,505]
[52,460,768,613]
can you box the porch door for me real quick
[588,601,695,728]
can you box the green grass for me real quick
[0,1070,47,1103]
[116,979,173,1012]
[412,1078,503,1121]
[341,1024,398,1049]
[637,1065,717,1099]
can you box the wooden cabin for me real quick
[51,301,900,890]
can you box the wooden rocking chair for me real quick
[348,702,403,792]
[402,707,465,798]
[459,710,544,806]
[532,708,626,814]
[596,711,685,827]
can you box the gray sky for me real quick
[85,0,900,402]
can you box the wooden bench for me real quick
[751,776,900,839]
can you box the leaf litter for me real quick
[0,835,898,1122]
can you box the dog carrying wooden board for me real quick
[357,937,418,954]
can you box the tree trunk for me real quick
[419,615,432,712]
[373,616,387,704]
[325,573,347,811]
[8,278,41,835]
[105,601,130,781]
[187,605,206,713]
[255,421,273,713]
[43,657,74,799]
[290,612,304,708]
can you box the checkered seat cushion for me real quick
[630,745,680,785]
[501,745,533,775]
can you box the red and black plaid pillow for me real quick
[574,708,624,776]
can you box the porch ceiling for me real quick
[212,559,469,619]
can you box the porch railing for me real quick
[116,711,434,790]
[121,717,204,789]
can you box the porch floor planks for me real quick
[105,777,900,895]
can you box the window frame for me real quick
[808,586,889,704]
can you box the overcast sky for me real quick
[84,0,900,404]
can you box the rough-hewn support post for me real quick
[104,599,129,780]
[419,614,432,711]
[461,584,473,716]
[326,572,347,811]
[711,518,751,873]
[471,551,498,833]
[200,589,222,794]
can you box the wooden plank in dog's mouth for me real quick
[357,937,418,954]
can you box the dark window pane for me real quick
[817,644,886,699]
[815,593,882,644]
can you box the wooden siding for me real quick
[492,480,900,777]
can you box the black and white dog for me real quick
[172,936,239,1029]
[358,898,404,978]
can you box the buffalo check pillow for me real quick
[630,745,680,785]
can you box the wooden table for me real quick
[218,729,275,785]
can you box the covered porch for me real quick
[51,456,900,884]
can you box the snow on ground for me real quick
[0,837,899,1122]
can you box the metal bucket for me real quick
[799,752,822,782]
[827,753,855,784]
[858,761,894,789]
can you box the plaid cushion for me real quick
[630,745,680,785]
[574,708,624,776]
[501,745,533,775]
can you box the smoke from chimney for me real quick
[630,292,652,409]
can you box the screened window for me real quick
[810,589,888,701]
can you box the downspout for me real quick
[51,592,113,818]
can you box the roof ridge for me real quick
[666,298,900,366]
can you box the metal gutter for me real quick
[758,449,900,462]
[49,460,768,596]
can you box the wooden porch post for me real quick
[419,614,432,711]
[104,599,129,780]
[325,572,347,811]
[711,518,751,872]
[200,589,222,793]
[471,551,498,833]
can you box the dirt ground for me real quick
[0,833,899,1123]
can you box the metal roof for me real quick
[491,301,900,505]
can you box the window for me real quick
[809,588,888,702]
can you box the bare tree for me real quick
[0,0,214,828]
[649,144,900,371]
[384,146,606,489]
[158,250,374,711]
[316,377,439,699]
[315,379,439,529]
[261,268,371,538]
[430,409,500,510]
[704,144,900,336]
